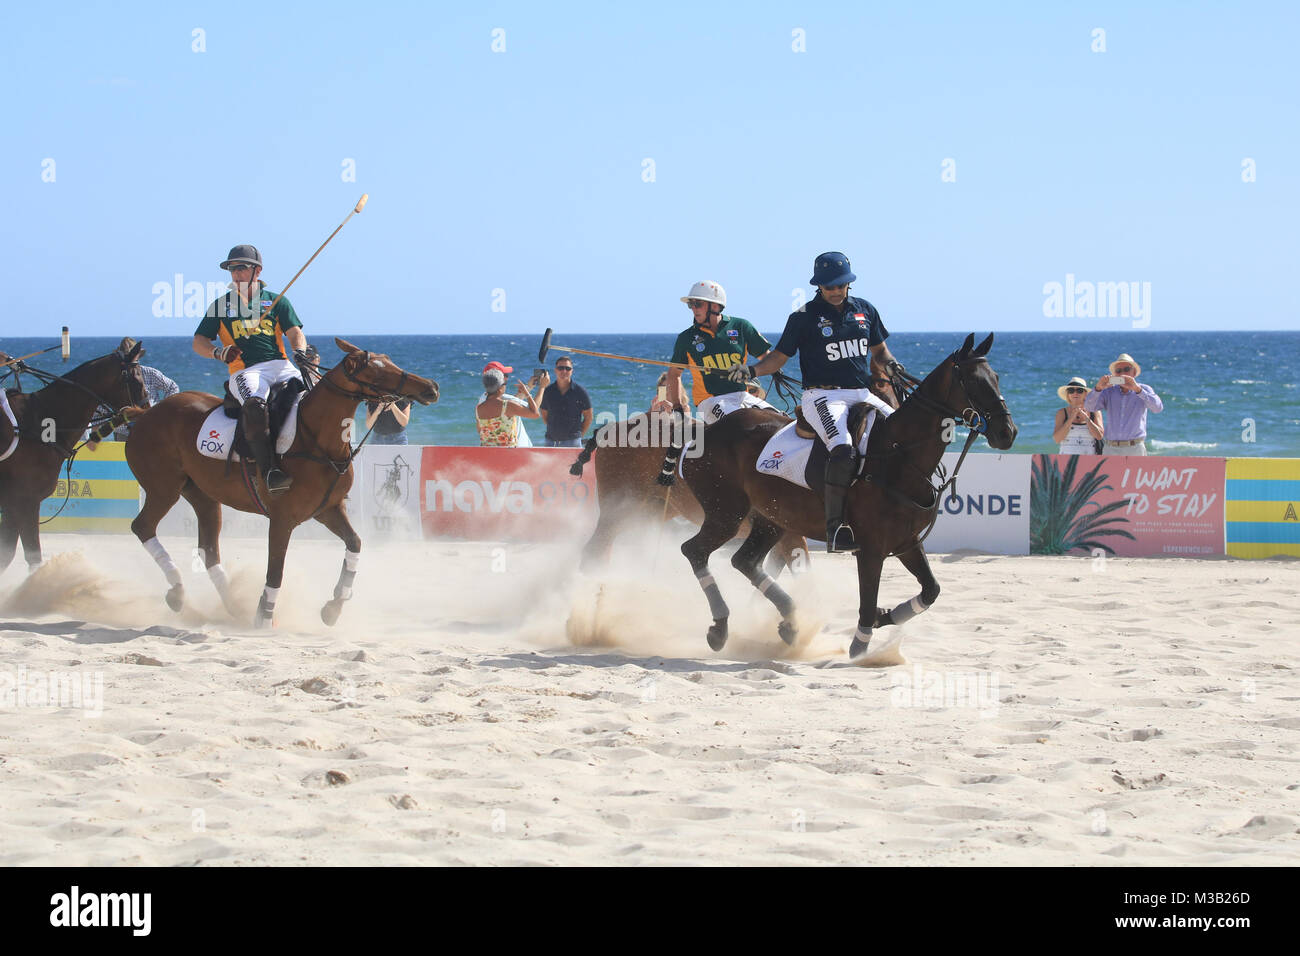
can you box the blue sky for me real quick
[5,1,1297,338]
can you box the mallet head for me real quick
[538,328,553,364]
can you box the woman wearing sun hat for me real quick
[1052,375,1104,454]
[475,360,544,447]
[1083,353,1163,456]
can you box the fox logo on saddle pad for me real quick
[195,397,302,461]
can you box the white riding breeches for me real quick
[697,391,776,424]
[230,359,302,405]
[801,387,893,452]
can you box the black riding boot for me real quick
[655,409,687,486]
[243,399,292,495]
[824,446,857,553]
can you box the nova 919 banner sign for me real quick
[419,447,599,541]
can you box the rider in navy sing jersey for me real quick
[730,251,902,553]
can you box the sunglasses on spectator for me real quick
[556,365,573,371]
[1114,366,1134,373]
[1066,387,1086,394]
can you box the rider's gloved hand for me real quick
[215,344,241,364]
[727,364,757,385]
[887,359,906,376]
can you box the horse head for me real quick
[333,337,439,405]
[80,339,147,411]
[939,333,1017,450]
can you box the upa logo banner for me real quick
[419,447,598,541]
[925,453,1031,555]
[357,445,421,539]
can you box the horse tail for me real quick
[569,434,599,477]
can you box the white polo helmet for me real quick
[681,280,726,308]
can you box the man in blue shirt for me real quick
[730,252,903,552]
[539,358,592,447]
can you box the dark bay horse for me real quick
[125,338,438,628]
[570,411,810,573]
[680,334,1017,662]
[0,344,147,574]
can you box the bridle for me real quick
[306,350,414,405]
[283,350,427,520]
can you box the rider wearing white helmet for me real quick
[665,281,774,421]
[656,281,776,483]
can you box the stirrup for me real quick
[826,523,857,554]
[264,468,293,494]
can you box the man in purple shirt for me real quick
[1083,352,1163,456]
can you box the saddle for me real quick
[759,402,878,496]
[197,378,306,463]
[232,378,304,460]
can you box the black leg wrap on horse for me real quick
[569,435,599,477]
[742,568,796,619]
[693,566,730,621]
[824,446,857,553]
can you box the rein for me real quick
[14,355,146,524]
[280,353,405,519]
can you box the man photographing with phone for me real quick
[538,358,591,447]
[1085,352,1163,456]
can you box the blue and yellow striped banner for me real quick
[1225,458,1300,559]
[38,441,140,533]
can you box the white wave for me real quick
[1148,439,1219,449]
[1231,379,1265,385]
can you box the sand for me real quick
[1,525,1297,866]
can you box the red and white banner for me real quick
[419,447,599,541]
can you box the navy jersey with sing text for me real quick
[774,293,888,388]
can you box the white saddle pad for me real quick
[756,414,877,490]
[196,397,302,461]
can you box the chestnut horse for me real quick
[680,334,1017,663]
[124,338,438,627]
[571,411,810,573]
[0,344,147,574]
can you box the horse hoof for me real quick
[872,607,893,628]
[165,586,184,612]
[706,618,728,652]
[320,600,343,626]
[778,619,797,646]
[848,636,872,662]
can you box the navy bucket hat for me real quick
[809,251,856,287]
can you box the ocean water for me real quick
[4,332,1296,458]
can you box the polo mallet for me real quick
[258,194,369,319]
[538,328,692,370]
[1,328,70,369]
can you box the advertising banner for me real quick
[40,442,140,533]
[420,447,598,542]
[924,453,1031,554]
[1031,454,1225,557]
[1225,457,1300,559]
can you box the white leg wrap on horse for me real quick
[335,550,360,600]
[890,594,931,625]
[25,550,42,571]
[261,585,280,609]
[854,626,873,647]
[207,564,231,598]
[143,537,183,587]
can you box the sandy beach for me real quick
[1,526,1297,866]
